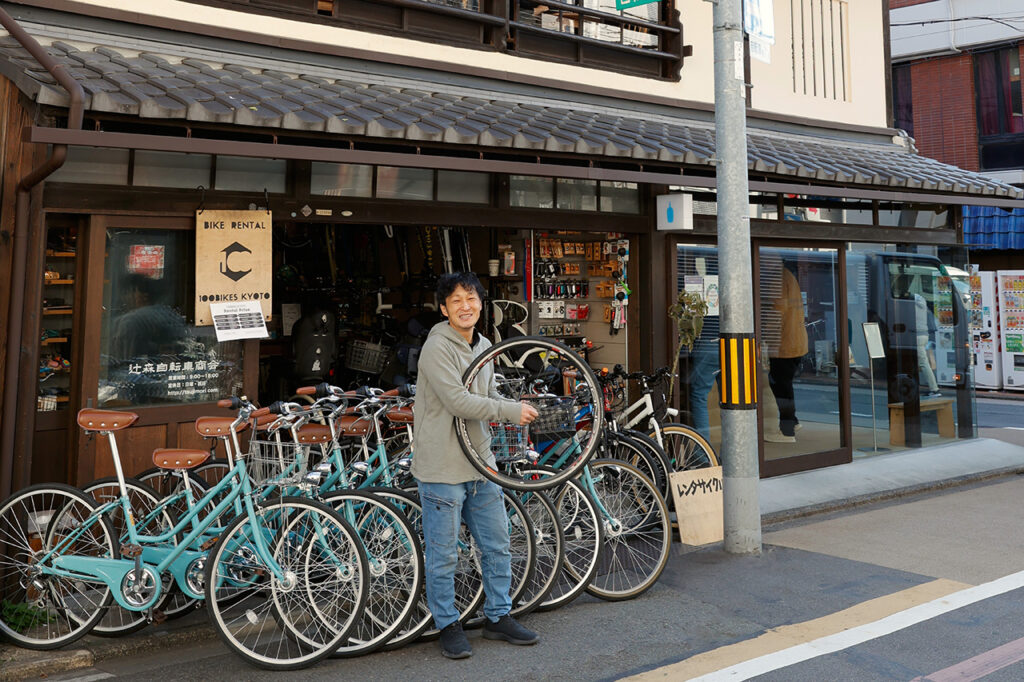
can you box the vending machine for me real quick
[997,270,1024,390]
[932,273,959,387]
[972,271,1002,389]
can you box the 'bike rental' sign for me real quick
[195,210,272,326]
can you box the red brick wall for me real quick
[890,0,937,8]
[909,54,979,171]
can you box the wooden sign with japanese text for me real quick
[669,466,724,546]
[195,210,272,326]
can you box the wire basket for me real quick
[488,422,530,464]
[346,339,389,374]
[529,398,578,442]
[247,439,307,487]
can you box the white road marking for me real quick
[690,569,1024,681]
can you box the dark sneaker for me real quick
[440,622,472,659]
[482,615,539,645]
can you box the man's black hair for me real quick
[436,272,486,305]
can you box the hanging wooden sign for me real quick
[195,210,272,326]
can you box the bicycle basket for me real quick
[247,439,308,486]
[487,422,530,464]
[345,339,389,375]
[529,398,577,441]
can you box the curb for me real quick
[0,615,217,681]
[761,464,1024,527]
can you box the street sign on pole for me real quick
[713,0,762,554]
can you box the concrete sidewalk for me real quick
[760,436,1024,523]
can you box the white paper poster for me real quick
[281,303,302,336]
[210,300,270,342]
[704,275,720,316]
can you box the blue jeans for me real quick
[417,479,512,630]
[687,343,719,440]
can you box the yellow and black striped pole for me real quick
[718,333,758,409]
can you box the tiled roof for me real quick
[963,205,1024,249]
[1,27,1021,199]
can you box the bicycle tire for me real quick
[80,476,180,637]
[455,336,604,492]
[654,423,720,471]
[321,489,424,658]
[0,483,117,649]
[205,496,368,670]
[584,459,671,601]
[619,429,672,498]
[509,489,563,618]
[605,431,668,501]
[519,468,604,612]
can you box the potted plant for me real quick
[667,290,709,403]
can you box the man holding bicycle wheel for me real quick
[412,272,540,659]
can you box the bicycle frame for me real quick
[42,422,329,613]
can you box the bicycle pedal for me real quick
[199,537,218,551]
[120,543,143,558]
[150,609,167,625]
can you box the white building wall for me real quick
[47,0,888,128]
[892,0,1024,60]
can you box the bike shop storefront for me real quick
[26,147,654,488]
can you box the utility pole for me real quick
[712,0,761,554]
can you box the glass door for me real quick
[758,245,850,474]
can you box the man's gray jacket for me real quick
[411,321,521,484]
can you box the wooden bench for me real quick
[887,397,955,446]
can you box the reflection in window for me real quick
[510,175,554,208]
[99,229,243,407]
[557,178,598,211]
[215,156,286,193]
[600,181,640,213]
[878,206,949,229]
[134,151,212,188]
[311,162,373,197]
[438,170,489,203]
[48,146,130,185]
[376,166,433,200]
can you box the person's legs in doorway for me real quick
[768,357,801,437]
[686,341,718,440]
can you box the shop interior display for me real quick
[37,223,78,412]
[262,225,632,396]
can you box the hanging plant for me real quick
[667,290,709,403]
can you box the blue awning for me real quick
[964,205,1024,250]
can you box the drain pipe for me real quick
[0,7,84,499]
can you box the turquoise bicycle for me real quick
[0,406,368,670]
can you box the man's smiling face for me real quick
[441,284,482,338]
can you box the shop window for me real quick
[599,181,640,214]
[892,63,914,137]
[215,156,286,193]
[98,228,244,408]
[133,151,212,188]
[437,170,490,203]
[783,195,873,224]
[556,179,598,211]
[376,166,434,201]
[311,162,373,197]
[48,146,129,185]
[878,205,950,229]
[511,176,554,208]
[759,246,843,461]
